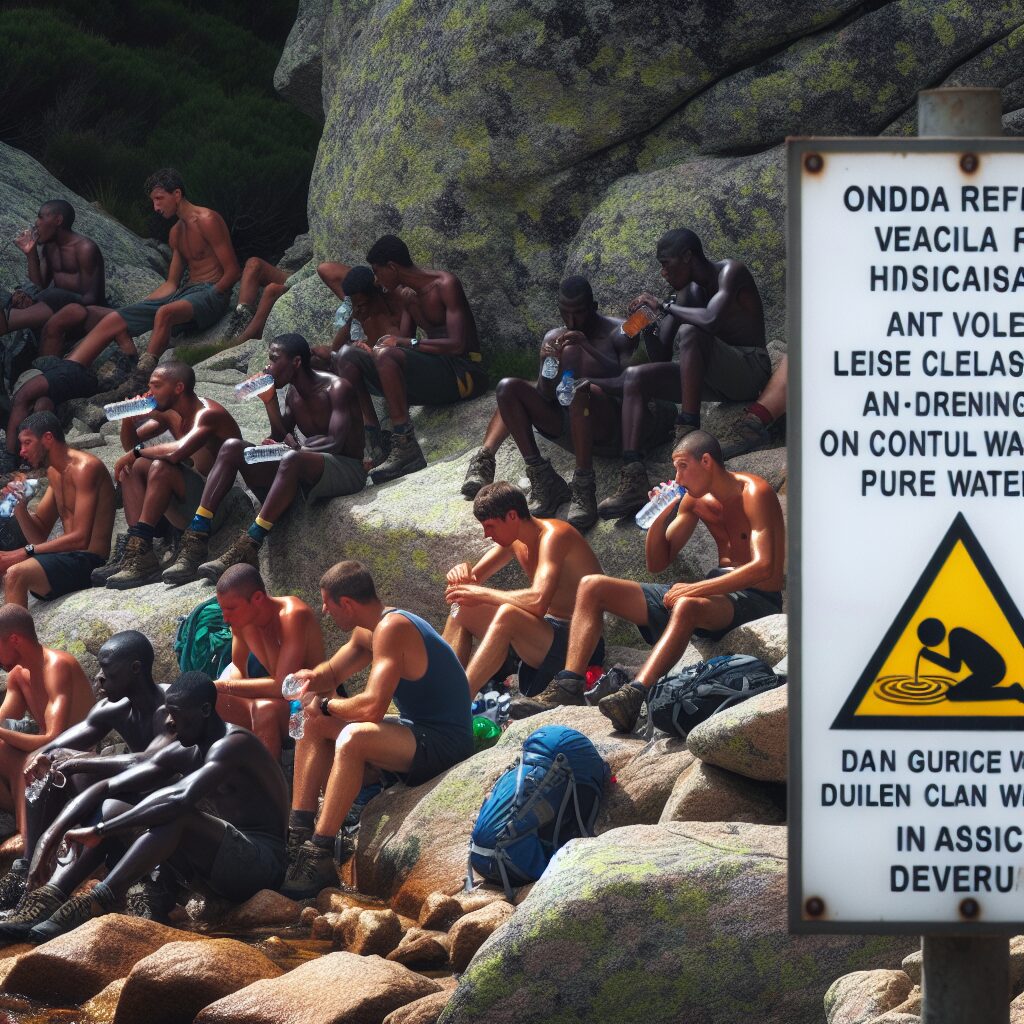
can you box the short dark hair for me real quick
[216,563,267,599]
[673,428,723,465]
[100,630,155,676]
[0,604,37,642]
[41,200,75,230]
[559,275,593,305]
[144,168,186,197]
[272,333,311,372]
[342,266,376,296]
[19,410,64,444]
[153,361,195,394]
[166,670,217,709]
[473,481,531,522]
[366,235,412,268]
[320,560,378,603]
[657,228,704,260]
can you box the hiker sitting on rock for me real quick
[61,168,240,400]
[2,671,288,944]
[210,564,326,761]
[0,630,173,916]
[0,411,114,607]
[280,560,474,899]
[598,229,771,520]
[321,264,402,382]
[443,481,605,703]
[0,604,93,843]
[100,361,242,590]
[461,276,673,532]
[721,355,787,460]
[524,430,784,733]
[334,234,487,485]
[162,333,365,585]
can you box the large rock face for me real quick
[277,3,1024,351]
[440,823,914,1024]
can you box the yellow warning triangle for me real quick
[833,513,1024,730]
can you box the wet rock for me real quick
[220,890,302,930]
[417,892,462,931]
[314,887,369,914]
[195,951,441,1024]
[382,989,453,1024]
[82,977,126,1022]
[447,901,515,972]
[660,760,786,825]
[299,906,318,928]
[686,684,788,782]
[824,969,915,1024]
[113,939,283,1024]
[387,928,450,971]
[599,734,694,829]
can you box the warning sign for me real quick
[834,513,1024,729]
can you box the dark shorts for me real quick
[537,394,676,458]
[401,719,475,787]
[30,551,105,601]
[249,451,367,506]
[38,358,99,405]
[638,570,783,646]
[341,345,488,405]
[246,652,269,678]
[698,340,772,402]
[35,287,87,314]
[118,282,230,339]
[203,823,287,902]
[517,615,606,697]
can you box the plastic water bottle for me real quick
[0,479,39,518]
[635,482,684,529]
[332,297,354,330]
[556,370,576,407]
[450,602,461,619]
[25,767,65,803]
[234,373,275,401]
[541,356,559,379]
[104,394,157,421]
[243,443,289,465]
[288,700,305,740]
[281,674,303,698]
[350,318,367,342]
[1,716,38,734]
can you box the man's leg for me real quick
[367,346,429,483]
[441,602,498,670]
[465,606,556,697]
[0,303,54,336]
[64,311,137,369]
[290,712,344,839]
[145,300,197,360]
[236,283,287,345]
[0,740,28,837]
[566,384,620,531]
[333,346,382,431]
[6,375,51,460]
[37,304,87,358]
[3,557,52,607]
[317,262,349,300]
[249,699,288,761]
[721,356,787,459]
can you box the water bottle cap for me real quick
[289,700,302,713]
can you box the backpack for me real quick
[647,654,781,739]
[173,596,234,678]
[466,725,610,899]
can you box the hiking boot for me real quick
[30,891,105,944]
[0,860,27,914]
[161,529,210,585]
[720,413,775,461]
[524,458,571,517]
[598,682,647,733]
[566,468,597,531]
[597,462,650,520]
[280,840,340,899]
[509,671,586,720]
[0,883,66,942]
[584,665,631,706]
[198,532,261,583]
[461,446,495,500]
[91,534,129,585]
[363,425,392,470]
[125,869,179,923]
[109,352,158,401]
[370,429,427,484]
[286,826,313,864]
[105,535,162,590]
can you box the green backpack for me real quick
[173,597,233,677]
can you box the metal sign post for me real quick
[789,89,1016,1024]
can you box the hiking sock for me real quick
[524,454,545,467]
[290,810,315,831]
[747,401,774,426]
[392,421,413,436]
[246,516,273,545]
[311,833,334,852]
[90,880,118,912]
[629,681,648,693]
[190,506,215,534]
[676,411,700,428]
[622,450,643,464]
[128,522,156,542]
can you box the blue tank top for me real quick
[382,609,474,736]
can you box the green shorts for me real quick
[699,340,772,403]
[302,452,366,501]
[341,346,488,405]
[118,282,229,339]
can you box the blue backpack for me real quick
[466,725,610,899]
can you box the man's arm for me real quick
[135,408,225,464]
[295,631,374,699]
[645,496,697,574]
[260,387,295,443]
[380,278,470,356]
[22,461,107,555]
[145,242,185,301]
[198,212,241,296]
[660,263,744,336]
[32,701,118,763]
[16,233,48,290]
[11,484,59,546]
[76,241,105,307]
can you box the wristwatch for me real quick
[319,696,332,717]
[132,443,144,457]
[409,336,420,348]
[23,544,34,557]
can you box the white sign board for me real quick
[790,138,1024,932]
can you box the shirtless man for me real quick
[0,411,114,607]
[540,430,784,733]
[0,605,93,842]
[442,481,605,701]
[1,671,288,943]
[161,334,365,585]
[598,229,771,519]
[210,564,325,760]
[66,168,240,398]
[335,235,487,484]
[0,631,171,913]
[101,361,241,589]
[462,276,672,531]
[281,560,473,898]
[319,264,402,371]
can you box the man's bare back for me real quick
[49,451,115,560]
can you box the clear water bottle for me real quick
[350,318,367,342]
[281,674,303,698]
[243,443,289,465]
[25,775,47,803]
[234,373,275,401]
[541,356,559,379]
[333,297,354,330]
[556,370,576,407]
[1,716,39,734]
[450,602,461,619]
[635,482,684,529]
[104,394,157,421]
[0,479,39,518]
[288,700,305,740]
